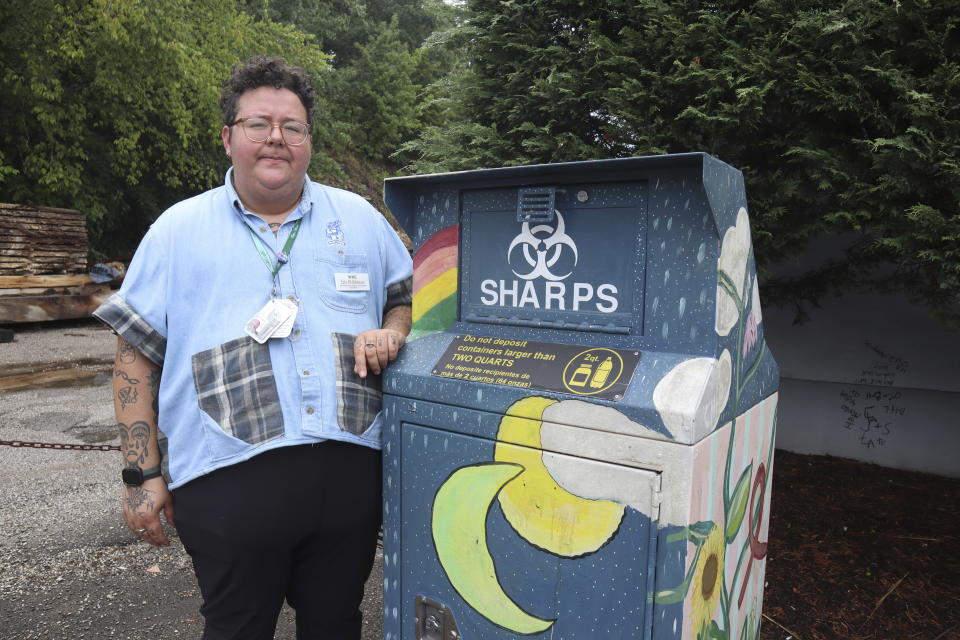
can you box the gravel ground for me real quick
[0,319,384,640]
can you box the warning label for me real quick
[431,335,640,401]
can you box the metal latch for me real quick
[415,595,460,640]
[517,186,556,222]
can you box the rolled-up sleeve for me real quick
[378,214,413,315]
[93,223,168,365]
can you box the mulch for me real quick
[761,450,960,640]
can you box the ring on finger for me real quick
[365,343,376,348]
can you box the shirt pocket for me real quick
[191,337,284,445]
[331,332,382,435]
[316,251,370,313]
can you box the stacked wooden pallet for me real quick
[0,204,119,323]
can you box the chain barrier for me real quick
[0,439,119,452]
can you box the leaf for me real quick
[688,520,715,542]
[707,619,727,640]
[726,464,752,543]
[652,585,689,605]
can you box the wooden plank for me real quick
[7,223,86,234]
[0,203,83,216]
[0,283,109,297]
[0,293,109,323]
[0,248,85,257]
[1,203,89,276]
[1,236,88,247]
[0,366,113,392]
[0,275,95,288]
[4,230,87,240]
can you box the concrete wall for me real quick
[763,289,960,478]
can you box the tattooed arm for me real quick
[353,304,412,378]
[113,336,173,547]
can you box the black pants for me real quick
[173,441,382,640]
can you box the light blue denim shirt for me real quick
[94,170,412,489]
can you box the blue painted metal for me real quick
[382,153,780,640]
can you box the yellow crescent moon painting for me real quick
[431,462,556,634]
[431,396,628,633]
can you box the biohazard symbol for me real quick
[507,211,578,281]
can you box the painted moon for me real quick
[432,462,555,634]
[494,396,625,557]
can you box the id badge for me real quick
[272,298,298,338]
[335,272,370,291]
[244,298,298,343]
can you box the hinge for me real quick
[415,595,460,640]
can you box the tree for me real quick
[238,0,449,67]
[407,0,960,325]
[238,0,461,168]
[0,0,327,255]
[324,18,421,159]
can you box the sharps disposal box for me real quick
[382,154,779,640]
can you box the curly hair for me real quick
[219,55,316,126]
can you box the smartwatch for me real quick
[122,465,162,487]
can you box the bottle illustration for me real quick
[589,357,613,388]
[569,362,593,387]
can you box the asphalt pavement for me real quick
[0,318,384,640]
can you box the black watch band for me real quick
[122,465,162,487]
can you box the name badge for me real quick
[244,298,299,343]
[335,272,370,291]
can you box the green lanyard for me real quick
[247,219,302,278]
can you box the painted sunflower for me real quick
[689,523,725,637]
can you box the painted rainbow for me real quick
[411,225,459,339]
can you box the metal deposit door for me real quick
[398,417,660,640]
[460,183,645,335]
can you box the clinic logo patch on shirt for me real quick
[326,220,346,245]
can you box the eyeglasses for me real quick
[233,117,310,146]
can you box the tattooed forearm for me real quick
[382,304,412,337]
[119,420,150,467]
[147,370,161,416]
[118,386,139,410]
[115,369,141,385]
[119,340,137,364]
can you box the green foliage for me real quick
[0,0,327,256]
[408,0,960,324]
[239,0,450,67]
[239,0,460,171]
[324,18,421,159]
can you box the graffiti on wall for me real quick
[839,343,910,449]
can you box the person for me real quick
[94,55,412,640]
